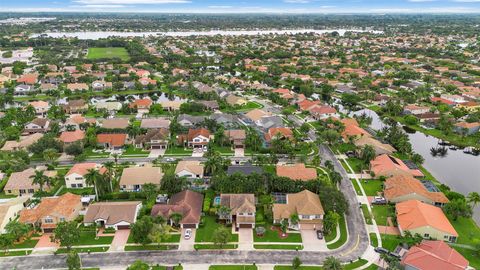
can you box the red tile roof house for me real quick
[84,201,142,230]
[64,163,106,189]
[59,129,85,148]
[264,127,294,143]
[396,200,458,243]
[276,163,318,181]
[401,240,469,270]
[96,133,128,151]
[17,73,38,85]
[19,193,82,233]
[297,100,321,111]
[151,190,203,229]
[310,105,338,120]
[129,99,153,114]
[178,128,211,149]
[384,175,449,206]
[370,154,424,178]
[341,118,370,141]
[403,104,431,115]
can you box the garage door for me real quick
[300,224,316,230]
[43,228,54,233]
[182,224,196,229]
[151,146,161,149]
[239,224,253,228]
[117,225,130,230]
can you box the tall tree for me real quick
[85,168,102,200]
[323,256,343,270]
[467,192,480,209]
[51,221,80,251]
[30,170,48,192]
[66,250,81,270]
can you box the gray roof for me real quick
[259,116,284,129]
[227,165,264,176]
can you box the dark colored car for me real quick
[316,230,323,239]
[374,247,389,254]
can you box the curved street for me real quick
[0,145,370,269]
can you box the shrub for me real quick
[203,197,211,212]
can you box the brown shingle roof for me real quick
[119,166,163,186]
[273,190,324,219]
[276,163,317,181]
[84,201,141,225]
[151,190,203,225]
[220,194,255,214]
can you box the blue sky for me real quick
[3,0,480,13]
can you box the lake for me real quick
[354,108,480,224]
[30,29,383,40]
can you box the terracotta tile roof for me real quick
[119,166,163,186]
[401,240,468,270]
[28,101,49,108]
[19,193,81,224]
[1,133,43,151]
[187,128,210,141]
[96,133,127,147]
[17,73,38,85]
[101,118,130,129]
[129,99,152,108]
[224,129,246,140]
[370,154,424,178]
[265,127,293,142]
[84,201,141,225]
[59,130,85,143]
[151,190,203,225]
[310,105,337,115]
[273,190,324,219]
[396,200,457,236]
[341,118,370,139]
[4,168,56,191]
[175,160,204,176]
[245,109,270,122]
[298,100,321,111]
[276,163,317,181]
[66,163,106,177]
[384,175,449,204]
[454,122,480,129]
[140,118,171,129]
[220,194,256,214]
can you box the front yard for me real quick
[326,215,347,250]
[69,231,114,246]
[371,204,395,226]
[165,146,193,156]
[359,179,384,196]
[253,224,302,243]
[195,215,238,243]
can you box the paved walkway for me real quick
[109,230,130,252]
[377,226,400,235]
[148,149,165,158]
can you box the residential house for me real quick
[4,167,57,196]
[276,163,317,181]
[96,133,128,151]
[454,122,480,135]
[91,81,112,91]
[298,100,321,111]
[119,165,163,192]
[175,161,204,179]
[199,100,219,111]
[67,83,89,92]
[140,118,171,129]
[224,129,246,149]
[129,99,153,113]
[341,118,370,140]
[84,201,142,230]
[64,163,106,188]
[28,101,50,116]
[59,130,85,147]
[310,105,338,120]
[159,101,184,112]
[245,109,271,124]
[17,73,38,85]
[227,164,264,176]
[18,193,82,233]
[210,113,237,127]
[1,133,43,151]
[396,200,458,242]
[178,128,211,149]
[273,190,324,230]
[403,105,431,115]
[14,84,33,95]
[226,95,247,106]
[384,175,449,206]
[23,118,50,134]
[219,194,256,229]
[370,154,424,178]
[95,102,122,113]
[101,118,130,130]
[265,127,293,143]
[135,128,169,150]
[177,114,206,127]
[151,190,203,229]
[0,197,29,233]
[63,100,88,114]
[354,136,396,156]
[401,240,469,270]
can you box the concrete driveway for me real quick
[238,228,253,251]
[300,229,328,251]
[178,229,196,251]
[109,229,130,252]
[191,149,204,157]
[234,148,245,157]
[148,149,165,158]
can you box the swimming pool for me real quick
[213,196,221,206]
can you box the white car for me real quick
[184,229,192,240]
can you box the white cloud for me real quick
[452,0,480,2]
[74,0,190,4]
[79,4,126,8]
[408,0,437,2]
[284,0,312,3]
[207,5,233,9]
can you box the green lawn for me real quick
[194,244,237,250]
[210,266,257,270]
[450,216,480,246]
[344,259,368,270]
[332,143,357,154]
[122,145,150,156]
[324,222,338,243]
[151,267,183,270]
[195,216,238,243]
[234,101,263,112]
[452,246,480,269]
[326,215,347,250]
[211,146,234,155]
[380,234,402,251]
[369,233,378,247]
[56,247,108,254]
[127,233,180,244]
[345,158,365,173]
[361,204,373,225]
[0,250,32,257]
[253,225,302,243]
[87,47,130,61]
[274,266,322,270]
[254,244,303,250]
[11,239,38,249]
[165,146,193,156]
[125,245,174,251]
[70,231,114,246]
[360,179,384,196]
[371,205,395,226]
[351,180,362,196]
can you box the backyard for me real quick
[87,47,130,61]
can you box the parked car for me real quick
[389,251,401,259]
[316,230,323,240]
[372,196,387,205]
[374,247,389,254]
[184,229,192,240]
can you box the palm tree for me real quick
[322,256,343,270]
[467,192,480,209]
[85,168,101,200]
[112,153,119,164]
[289,214,299,228]
[169,213,183,227]
[30,170,47,192]
[103,161,115,192]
